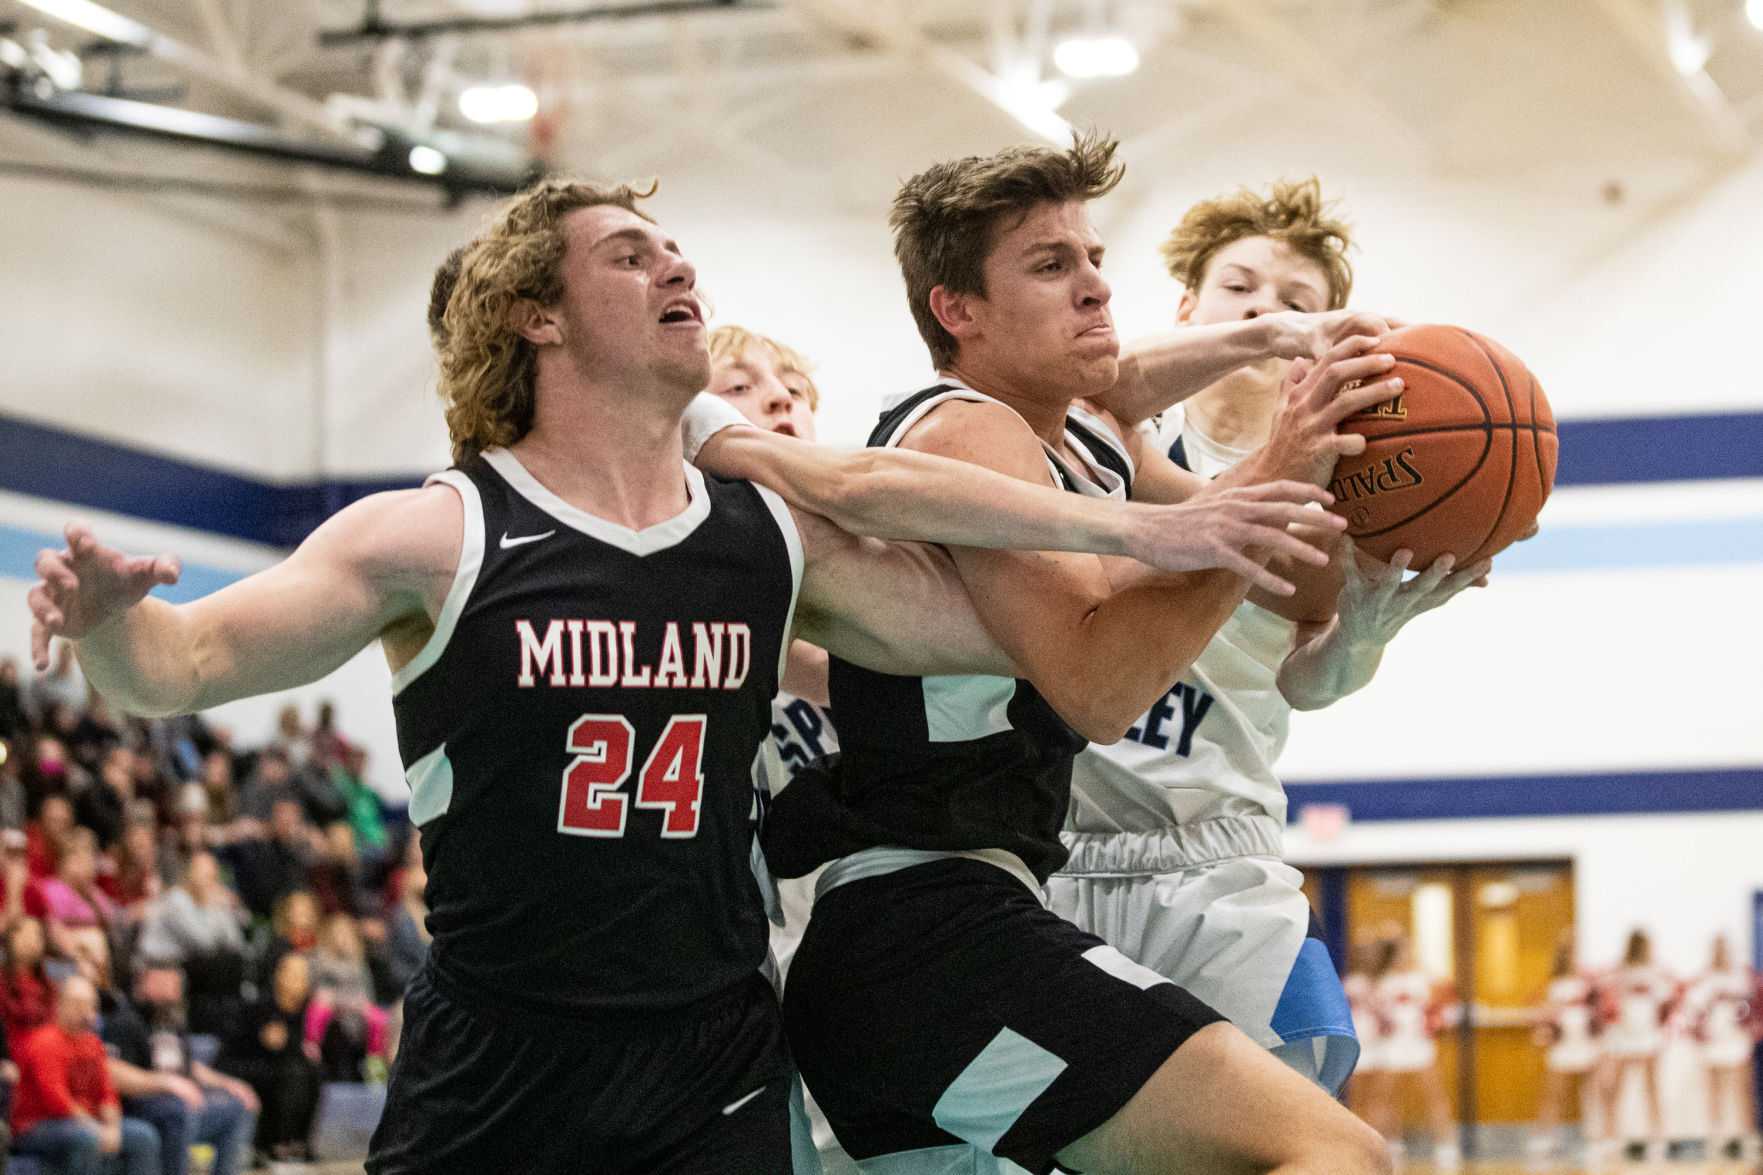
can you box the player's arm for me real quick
[1104,309,1396,428]
[692,407,1333,586]
[1275,538,1490,710]
[27,489,458,716]
[787,510,1019,681]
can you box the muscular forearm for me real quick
[1105,321,1284,427]
[698,429,1142,556]
[1276,618,1386,710]
[74,598,206,718]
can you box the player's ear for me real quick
[511,298,564,347]
[928,285,980,344]
[1174,287,1198,327]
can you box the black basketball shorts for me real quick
[783,857,1225,1175]
[367,963,796,1174]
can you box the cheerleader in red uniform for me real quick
[1362,932,1459,1170]
[1527,937,1607,1164]
[1596,929,1677,1161]
[1682,935,1759,1162]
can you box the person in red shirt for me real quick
[11,974,159,1175]
[0,915,55,1045]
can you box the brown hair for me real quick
[1160,177,1354,310]
[890,129,1125,369]
[706,325,821,412]
[432,177,659,464]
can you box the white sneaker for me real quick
[1436,1140,1462,1173]
[1525,1132,1556,1169]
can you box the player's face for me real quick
[966,200,1117,398]
[552,205,709,395]
[708,350,817,441]
[1178,235,1330,328]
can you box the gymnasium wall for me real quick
[0,127,1759,961]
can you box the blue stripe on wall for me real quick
[1,409,1761,545]
[0,414,420,547]
[1555,414,1763,487]
[1287,767,1763,823]
[1497,517,1763,573]
[0,522,245,604]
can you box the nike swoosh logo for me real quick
[721,1085,766,1116]
[499,530,556,549]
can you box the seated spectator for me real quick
[196,752,235,829]
[0,656,30,743]
[101,822,164,916]
[28,642,86,727]
[216,953,321,1164]
[25,792,76,881]
[261,892,319,985]
[74,748,132,855]
[376,846,429,1004]
[305,914,387,1082]
[216,800,313,922]
[308,823,366,919]
[1,915,57,1043]
[27,828,121,963]
[330,746,388,864]
[80,932,257,1175]
[136,852,247,1041]
[0,736,27,832]
[11,974,159,1175]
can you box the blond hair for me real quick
[432,177,658,463]
[891,129,1125,369]
[706,325,821,412]
[1160,177,1354,310]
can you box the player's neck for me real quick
[1184,363,1281,450]
[940,363,1071,446]
[512,375,693,530]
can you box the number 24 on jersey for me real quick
[557,714,706,838]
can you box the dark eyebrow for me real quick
[592,227,654,252]
[1024,239,1106,262]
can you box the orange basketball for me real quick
[1327,324,1558,567]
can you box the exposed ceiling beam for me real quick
[1582,0,1750,159]
[317,0,771,46]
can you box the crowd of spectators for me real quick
[0,644,423,1172]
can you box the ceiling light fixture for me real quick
[408,144,448,175]
[459,83,538,124]
[1052,34,1139,80]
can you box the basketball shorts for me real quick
[367,963,802,1175]
[1048,815,1360,1095]
[783,853,1225,1175]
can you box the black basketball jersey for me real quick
[391,447,798,1014]
[764,383,1133,884]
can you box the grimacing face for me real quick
[708,349,817,441]
[951,200,1118,401]
[547,204,709,397]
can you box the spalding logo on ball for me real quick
[1328,323,1558,566]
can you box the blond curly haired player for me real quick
[1055,179,1492,1104]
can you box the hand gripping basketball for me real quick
[28,522,181,670]
[1258,334,1406,489]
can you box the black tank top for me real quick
[392,447,798,1013]
[763,384,1133,883]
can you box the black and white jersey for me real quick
[765,383,1133,884]
[391,447,799,1014]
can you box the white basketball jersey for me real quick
[1069,404,1297,832]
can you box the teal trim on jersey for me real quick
[0,521,245,603]
[932,1027,1068,1154]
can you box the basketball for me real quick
[1327,323,1559,567]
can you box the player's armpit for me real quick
[67,486,458,717]
[788,507,1018,680]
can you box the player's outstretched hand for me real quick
[29,522,180,671]
[1260,335,1406,487]
[1128,480,1346,597]
[1332,536,1492,646]
[1263,308,1399,361]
